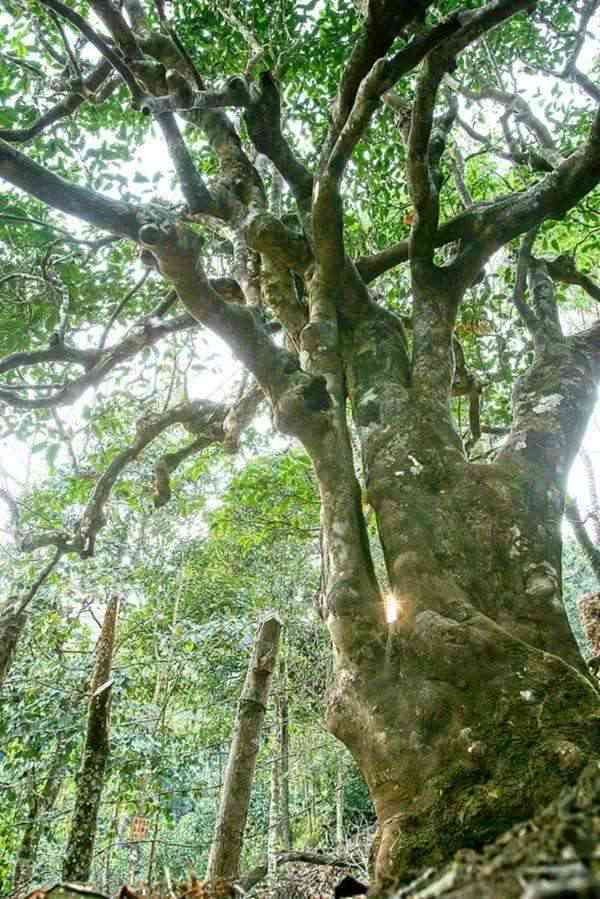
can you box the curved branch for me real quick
[36,0,142,100]
[546,256,600,303]
[243,72,314,214]
[154,112,218,216]
[0,314,198,409]
[78,400,226,556]
[0,139,140,238]
[0,60,113,144]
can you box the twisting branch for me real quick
[512,230,539,334]
[0,314,198,409]
[35,0,142,101]
[545,255,600,303]
[243,73,314,214]
[328,17,462,181]
[407,0,538,260]
[77,400,227,556]
[0,60,113,143]
[324,0,435,160]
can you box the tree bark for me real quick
[13,752,65,895]
[336,757,344,849]
[267,749,281,881]
[277,657,292,850]
[0,601,27,690]
[206,614,281,882]
[62,595,120,883]
[566,495,600,584]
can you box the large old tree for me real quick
[1,0,599,892]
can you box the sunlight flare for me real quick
[385,593,399,625]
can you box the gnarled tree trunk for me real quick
[313,264,600,892]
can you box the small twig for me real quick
[99,269,151,350]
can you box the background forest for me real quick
[0,0,600,896]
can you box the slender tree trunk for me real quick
[103,795,121,895]
[267,749,281,881]
[565,495,600,584]
[277,657,292,849]
[336,757,344,849]
[206,614,281,883]
[13,753,65,895]
[62,595,120,882]
[0,550,60,689]
[146,809,160,892]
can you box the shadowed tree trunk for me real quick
[277,657,292,850]
[13,751,65,895]
[206,614,281,883]
[0,549,61,689]
[62,595,120,883]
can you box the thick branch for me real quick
[154,113,218,215]
[243,72,314,213]
[0,140,140,238]
[36,0,142,100]
[546,255,600,303]
[139,221,301,394]
[325,0,434,157]
[360,102,600,283]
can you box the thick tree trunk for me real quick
[206,614,281,882]
[328,476,600,892]
[62,595,120,883]
[323,384,600,892]
[311,270,600,893]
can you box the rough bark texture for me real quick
[62,595,120,882]
[0,600,28,689]
[13,753,65,895]
[389,759,600,898]
[206,615,282,882]
[580,593,600,663]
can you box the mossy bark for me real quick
[299,269,600,894]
